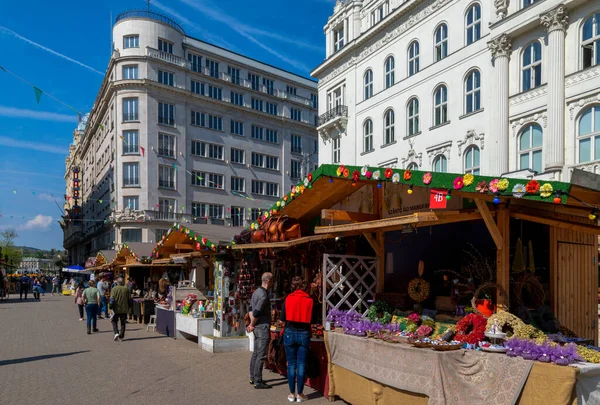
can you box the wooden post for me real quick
[496,206,510,309]
[372,186,385,293]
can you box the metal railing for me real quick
[318,105,348,126]
[116,10,185,35]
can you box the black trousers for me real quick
[112,313,127,338]
[78,304,84,318]
[19,284,28,299]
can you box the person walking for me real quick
[51,276,59,296]
[74,282,85,321]
[40,277,47,296]
[247,272,273,390]
[19,274,30,300]
[280,277,314,403]
[109,277,130,342]
[83,280,100,334]
[96,277,109,319]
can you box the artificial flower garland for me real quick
[455,313,487,344]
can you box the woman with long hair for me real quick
[74,282,85,321]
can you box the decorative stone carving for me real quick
[487,34,512,59]
[510,112,547,137]
[426,141,452,165]
[401,148,423,168]
[457,130,485,156]
[541,5,569,33]
[509,86,548,106]
[568,93,600,120]
[110,208,146,222]
[565,66,600,87]
[494,0,509,19]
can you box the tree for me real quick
[1,229,17,247]
[1,228,23,273]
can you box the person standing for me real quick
[51,276,59,296]
[74,282,85,321]
[248,272,273,390]
[19,274,30,300]
[32,278,42,301]
[280,277,314,403]
[96,277,109,319]
[83,280,100,334]
[109,277,130,341]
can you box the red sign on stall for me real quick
[429,189,448,209]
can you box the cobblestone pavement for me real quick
[0,295,330,405]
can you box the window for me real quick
[123,35,139,49]
[522,42,542,91]
[122,229,142,243]
[333,137,341,163]
[158,102,175,126]
[363,119,373,152]
[188,53,202,72]
[289,160,301,179]
[123,65,138,79]
[159,198,176,216]
[207,85,222,100]
[406,162,419,171]
[205,58,219,78]
[158,165,176,189]
[231,120,244,136]
[522,0,538,8]
[291,108,302,121]
[334,27,345,52]
[518,124,543,172]
[191,111,205,127]
[265,102,278,116]
[265,129,278,143]
[433,155,448,172]
[158,38,173,54]
[291,135,302,154]
[265,155,279,170]
[231,148,245,164]
[158,70,174,86]
[434,85,448,126]
[251,152,264,167]
[190,142,223,160]
[123,196,139,210]
[583,13,600,68]
[156,229,168,240]
[251,125,264,141]
[407,98,420,136]
[251,180,279,197]
[123,130,139,155]
[262,78,274,95]
[248,73,260,91]
[231,177,245,192]
[311,94,318,109]
[208,114,223,131]
[464,146,480,174]
[251,98,263,112]
[364,70,373,100]
[466,3,481,45]
[158,133,175,158]
[384,109,395,144]
[465,70,481,113]
[192,171,224,189]
[191,80,205,95]
[231,91,244,106]
[408,41,420,76]
[123,98,138,121]
[231,206,244,227]
[287,85,297,95]
[435,24,448,61]
[251,208,261,221]
[577,106,600,162]
[385,56,395,88]
[123,163,139,187]
[194,204,223,219]
[228,66,240,85]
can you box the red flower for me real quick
[337,165,345,177]
[307,173,313,182]
[352,170,360,182]
[404,170,412,181]
[201,237,207,245]
[384,168,393,179]
[343,168,350,178]
[455,314,487,345]
[526,180,540,194]
[366,171,373,179]
[453,176,464,190]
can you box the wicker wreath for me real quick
[512,273,546,308]
[408,278,430,303]
[470,282,508,315]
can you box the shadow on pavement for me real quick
[0,350,90,366]
[121,336,168,342]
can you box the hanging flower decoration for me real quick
[463,173,474,186]
[343,168,350,178]
[304,178,309,187]
[366,171,373,179]
[407,278,430,303]
[526,180,540,194]
[512,184,526,198]
[540,183,553,198]
[423,172,432,185]
[336,165,344,177]
[281,201,286,207]
[276,201,281,207]
[373,170,381,180]
[283,195,288,202]
[384,168,393,179]
[392,172,400,183]
[352,170,360,183]
[454,314,487,345]
[404,170,412,181]
[307,173,312,182]
[497,179,510,191]
[489,179,500,193]
[453,176,464,190]
[361,166,368,176]
[201,237,207,245]
[476,181,488,193]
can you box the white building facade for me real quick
[313,0,600,181]
[62,10,318,265]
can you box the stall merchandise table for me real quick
[155,306,175,338]
[132,299,155,324]
[266,330,329,398]
[326,332,586,405]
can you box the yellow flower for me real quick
[497,178,510,191]
[463,173,475,186]
[540,183,553,198]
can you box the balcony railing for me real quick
[117,10,185,35]
[318,105,348,126]
[145,210,191,222]
[146,47,187,68]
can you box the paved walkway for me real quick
[0,295,329,405]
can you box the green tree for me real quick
[1,229,23,273]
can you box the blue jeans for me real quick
[85,304,98,330]
[283,329,310,395]
[99,296,108,316]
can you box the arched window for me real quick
[435,24,448,62]
[407,162,419,171]
[407,98,419,136]
[465,70,481,114]
[434,85,448,126]
[464,146,480,174]
[466,4,481,45]
[363,119,374,152]
[577,106,600,162]
[364,70,373,100]
[583,12,600,68]
[518,124,543,172]
[385,56,395,89]
[522,42,542,91]
[384,109,395,144]
[408,41,420,76]
[433,155,448,172]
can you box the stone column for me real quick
[343,18,348,44]
[487,34,512,176]
[326,30,331,56]
[541,6,568,171]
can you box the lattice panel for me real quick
[322,254,378,322]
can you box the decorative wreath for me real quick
[408,278,430,303]
[470,282,508,315]
[512,273,546,308]
[455,313,487,344]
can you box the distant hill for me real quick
[12,246,65,259]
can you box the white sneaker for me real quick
[78,318,83,321]
[296,394,308,402]
[114,333,119,341]
[288,394,296,402]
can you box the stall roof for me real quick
[150,223,222,259]
[98,249,117,264]
[123,243,155,259]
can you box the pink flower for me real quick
[408,312,420,322]
[489,179,499,193]
[416,325,433,337]
[423,172,432,185]
[453,176,464,190]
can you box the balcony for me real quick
[116,10,185,34]
[146,47,187,68]
[317,105,348,142]
[110,209,192,223]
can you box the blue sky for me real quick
[0,0,332,250]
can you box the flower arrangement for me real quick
[408,312,421,323]
[489,179,499,193]
[578,345,600,363]
[416,325,433,337]
[392,172,400,183]
[463,173,474,186]
[505,338,580,366]
[373,170,381,180]
[512,184,526,198]
[497,179,509,191]
[408,278,430,303]
[423,172,432,185]
[455,313,487,344]
[539,183,553,198]
[385,168,393,179]
[476,181,488,193]
[352,170,360,182]
[336,165,345,177]
[526,180,540,193]
[361,166,368,176]
[343,168,350,178]
[366,171,373,179]
[453,176,464,189]
[486,311,545,339]
[404,170,412,181]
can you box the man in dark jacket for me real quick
[109,277,130,342]
[248,272,273,389]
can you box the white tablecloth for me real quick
[573,363,600,405]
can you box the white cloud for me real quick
[19,215,53,231]
[0,106,78,123]
[0,26,104,76]
[0,136,66,154]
